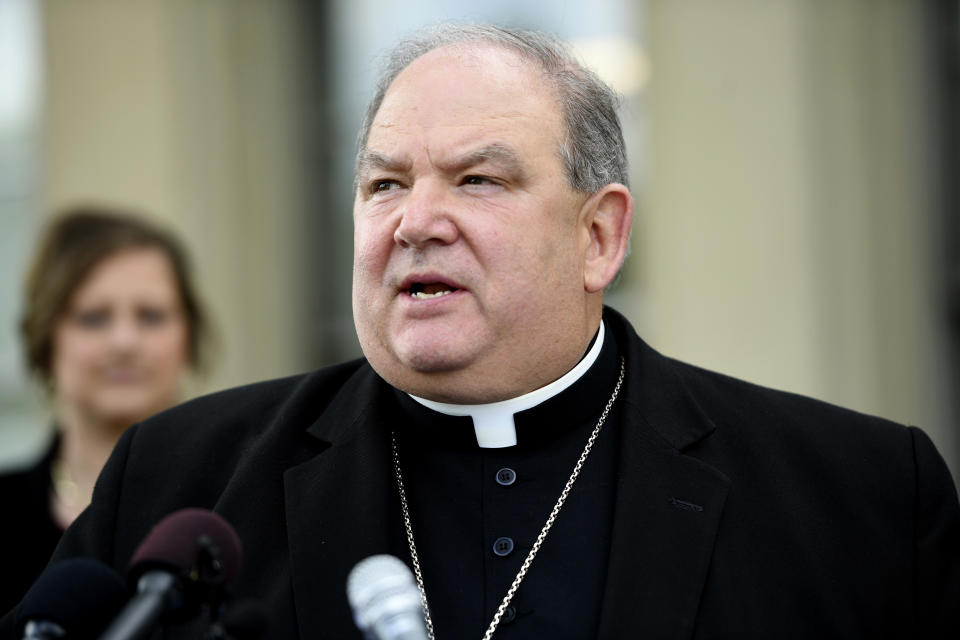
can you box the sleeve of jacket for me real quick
[910,426,960,638]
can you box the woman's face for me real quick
[51,247,191,430]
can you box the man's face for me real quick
[352,45,597,403]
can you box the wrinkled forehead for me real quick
[363,44,564,165]
[375,43,560,130]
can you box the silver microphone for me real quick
[346,555,429,640]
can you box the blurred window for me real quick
[0,0,46,467]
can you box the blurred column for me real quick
[40,0,315,394]
[638,0,955,474]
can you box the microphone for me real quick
[15,557,127,640]
[346,555,429,640]
[98,508,243,640]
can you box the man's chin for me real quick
[397,349,473,376]
[368,345,478,395]
[386,325,484,371]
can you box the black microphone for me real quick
[15,557,127,640]
[98,508,243,640]
[347,555,429,640]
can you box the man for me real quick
[4,24,959,639]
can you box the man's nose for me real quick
[393,181,459,249]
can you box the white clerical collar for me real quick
[408,321,606,448]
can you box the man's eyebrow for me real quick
[355,150,411,180]
[443,144,525,176]
[355,143,527,184]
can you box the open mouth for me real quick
[408,282,460,300]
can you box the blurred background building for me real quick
[1,0,958,484]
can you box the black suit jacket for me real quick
[4,308,958,638]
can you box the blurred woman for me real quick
[1,207,209,612]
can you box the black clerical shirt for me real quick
[389,328,623,639]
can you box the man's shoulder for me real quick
[132,358,374,449]
[95,357,382,516]
[669,356,905,435]
[659,355,926,485]
[609,306,920,484]
[607,306,907,442]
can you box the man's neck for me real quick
[408,320,606,447]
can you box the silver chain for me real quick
[391,357,625,640]
[393,429,437,640]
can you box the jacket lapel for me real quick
[598,313,731,638]
[283,366,395,639]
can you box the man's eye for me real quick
[371,180,401,193]
[463,175,495,186]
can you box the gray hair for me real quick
[356,24,629,193]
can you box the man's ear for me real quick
[580,183,634,293]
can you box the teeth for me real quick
[411,289,453,299]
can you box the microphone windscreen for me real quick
[347,555,428,640]
[16,557,127,640]
[128,508,243,584]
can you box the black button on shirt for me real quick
[493,536,515,557]
[496,468,517,485]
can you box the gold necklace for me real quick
[50,458,86,508]
[391,356,625,640]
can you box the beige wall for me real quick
[633,0,955,470]
[40,0,312,396]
